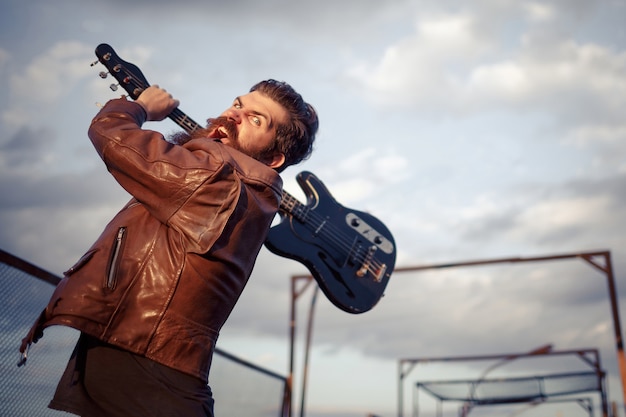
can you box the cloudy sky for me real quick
[2,0,626,416]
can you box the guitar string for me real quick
[117,67,388,277]
[282,194,389,276]
[115,67,200,133]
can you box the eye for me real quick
[251,116,261,126]
[233,102,242,109]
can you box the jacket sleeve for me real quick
[87,98,228,231]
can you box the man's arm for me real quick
[87,89,212,226]
[135,85,180,121]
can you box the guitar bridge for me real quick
[356,246,387,282]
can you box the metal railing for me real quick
[0,248,289,417]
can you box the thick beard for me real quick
[168,117,238,146]
[167,117,271,163]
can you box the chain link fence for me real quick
[0,249,288,417]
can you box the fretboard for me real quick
[279,190,308,221]
[169,108,202,133]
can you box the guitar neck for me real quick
[279,190,306,220]
[167,107,299,217]
[169,108,202,134]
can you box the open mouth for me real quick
[216,126,229,138]
[206,118,237,144]
[207,126,230,144]
[208,126,228,139]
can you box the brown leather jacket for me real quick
[21,98,282,381]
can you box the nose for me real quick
[224,108,242,124]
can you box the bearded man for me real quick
[20,80,318,417]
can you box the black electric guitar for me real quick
[265,172,396,313]
[93,43,396,314]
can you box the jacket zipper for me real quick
[107,226,127,289]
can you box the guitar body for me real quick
[265,172,395,314]
[94,44,396,314]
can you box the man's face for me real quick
[206,91,288,168]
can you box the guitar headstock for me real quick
[94,43,150,100]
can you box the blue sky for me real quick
[1,1,626,416]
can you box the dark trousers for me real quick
[49,333,215,417]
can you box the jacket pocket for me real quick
[105,226,127,290]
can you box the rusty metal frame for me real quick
[286,251,624,417]
[394,250,624,417]
[287,274,318,417]
[406,348,606,417]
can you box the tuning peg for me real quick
[90,59,100,67]
[110,83,119,92]
[99,71,108,79]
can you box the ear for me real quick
[266,152,286,170]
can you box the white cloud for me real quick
[566,124,626,147]
[513,195,609,239]
[467,60,532,101]
[524,2,555,22]
[346,6,626,130]
[3,41,93,129]
[330,177,374,202]
[10,41,92,102]
[317,147,411,203]
[346,12,491,110]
